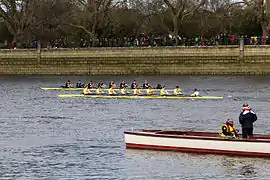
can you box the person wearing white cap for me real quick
[239,103,257,138]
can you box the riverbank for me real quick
[1,46,270,75]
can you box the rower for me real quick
[109,81,116,88]
[160,86,169,96]
[96,87,102,94]
[83,88,90,95]
[146,86,154,95]
[87,81,95,89]
[173,86,182,95]
[109,81,117,88]
[131,80,137,89]
[109,81,112,88]
[220,118,239,138]
[65,80,73,88]
[156,84,162,89]
[98,81,106,88]
[76,80,83,88]
[133,88,141,95]
[142,80,151,89]
[108,87,116,95]
[119,80,128,89]
[120,87,127,95]
[191,88,199,97]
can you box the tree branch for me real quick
[68,23,96,37]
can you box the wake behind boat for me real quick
[58,94,223,99]
[124,129,270,157]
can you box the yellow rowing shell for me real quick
[58,94,223,99]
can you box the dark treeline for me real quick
[0,0,268,48]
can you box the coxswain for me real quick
[76,80,83,88]
[146,86,154,95]
[120,87,127,95]
[220,118,239,138]
[131,80,138,89]
[173,86,182,95]
[98,81,106,88]
[119,80,128,89]
[65,80,72,88]
[108,87,116,95]
[191,88,199,96]
[142,80,151,89]
[160,86,169,96]
[83,88,90,95]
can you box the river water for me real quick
[0,76,269,179]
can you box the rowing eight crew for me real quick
[63,80,161,89]
[83,86,200,97]
[62,80,199,96]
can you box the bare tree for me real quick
[0,0,38,41]
[150,0,206,45]
[69,0,123,39]
[0,0,264,46]
[255,0,270,36]
[31,0,74,42]
[235,0,270,36]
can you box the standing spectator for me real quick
[12,40,16,49]
[4,40,8,49]
[239,103,257,139]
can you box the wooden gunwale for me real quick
[124,131,270,143]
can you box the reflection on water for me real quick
[240,164,257,177]
[125,149,270,180]
[0,75,270,179]
[221,158,259,179]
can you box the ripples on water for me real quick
[0,76,270,179]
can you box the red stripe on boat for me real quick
[126,143,270,157]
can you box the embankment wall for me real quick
[1,46,270,75]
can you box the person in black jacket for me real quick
[76,80,84,88]
[142,80,151,89]
[119,80,128,89]
[239,103,257,138]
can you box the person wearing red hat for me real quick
[239,103,257,138]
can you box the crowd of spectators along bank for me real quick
[0,34,269,49]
